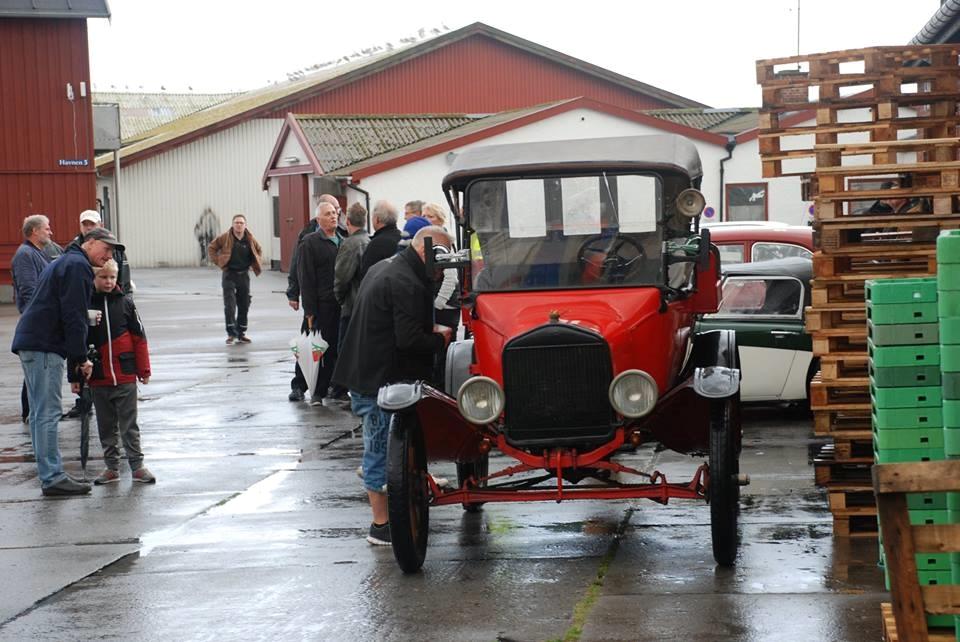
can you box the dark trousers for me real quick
[92,383,144,470]
[222,270,251,338]
[290,305,340,397]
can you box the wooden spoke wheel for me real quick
[709,394,741,567]
[387,410,430,573]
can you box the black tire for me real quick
[456,455,489,513]
[709,395,740,567]
[387,411,429,573]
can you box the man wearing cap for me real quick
[12,228,123,497]
[75,210,132,295]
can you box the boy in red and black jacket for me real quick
[85,259,155,485]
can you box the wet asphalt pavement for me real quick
[0,268,888,641]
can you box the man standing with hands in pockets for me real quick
[11,228,122,497]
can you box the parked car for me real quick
[704,221,813,267]
[377,134,745,572]
[698,257,815,403]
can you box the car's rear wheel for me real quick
[709,394,741,566]
[387,410,429,573]
[456,455,489,513]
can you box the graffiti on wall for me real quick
[194,207,220,265]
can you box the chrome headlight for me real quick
[608,370,658,418]
[457,376,504,425]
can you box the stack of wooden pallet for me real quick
[755,44,960,538]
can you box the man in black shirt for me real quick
[208,214,263,344]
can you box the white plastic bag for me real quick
[289,331,329,399]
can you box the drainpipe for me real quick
[718,135,736,222]
[345,180,371,228]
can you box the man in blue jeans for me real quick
[12,227,121,497]
[332,226,453,545]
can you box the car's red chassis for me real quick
[427,428,709,507]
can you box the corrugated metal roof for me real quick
[0,0,110,18]
[93,91,240,142]
[294,114,480,172]
[643,108,758,135]
[912,0,960,44]
[97,22,704,170]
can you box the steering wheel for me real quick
[576,234,646,283]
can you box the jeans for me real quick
[92,383,144,471]
[19,350,68,487]
[351,391,391,493]
[222,270,250,337]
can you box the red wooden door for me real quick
[279,174,310,272]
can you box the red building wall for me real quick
[266,35,677,117]
[0,18,97,283]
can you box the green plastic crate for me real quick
[942,318,960,345]
[909,492,948,510]
[910,508,951,525]
[949,492,960,511]
[869,364,941,387]
[943,345,960,372]
[870,383,942,408]
[868,320,939,345]
[873,447,946,463]
[939,292,960,318]
[944,428,960,456]
[873,427,944,449]
[873,406,944,429]
[865,277,938,304]
[938,229,960,263]
[945,373,960,400]
[939,264,960,291]
[868,300,939,325]
[868,340,940,368]
[945,401,960,427]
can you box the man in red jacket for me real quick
[84,259,155,485]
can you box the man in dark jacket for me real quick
[332,226,454,545]
[12,228,121,497]
[208,214,263,344]
[333,202,370,356]
[72,210,133,295]
[286,194,341,308]
[359,200,401,280]
[296,201,343,405]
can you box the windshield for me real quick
[467,174,663,291]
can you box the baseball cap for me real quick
[83,227,125,251]
[79,209,101,224]
[402,216,431,239]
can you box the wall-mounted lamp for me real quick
[283,155,300,165]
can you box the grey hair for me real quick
[373,200,398,227]
[411,225,452,250]
[315,201,337,217]
[22,214,49,238]
[404,200,424,214]
[346,202,367,228]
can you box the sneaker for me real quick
[225,336,236,345]
[430,474,450,488]
[366,522,391,546]
[132,467,157,484]
[288,388,305,402]
[93,469,120,485]
[355,465,364,479]
[309,396,324,407]
[237,335,251,344]
[41,476,92,497]
[322,396,350,409]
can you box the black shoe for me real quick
[288,388,305,402]
[236,334,251,344]
[42,477,92,497]
[62,406,82,420]
[366,522,391,546]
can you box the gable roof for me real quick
[0,0,110,18]
[93,91,240,142]
[326,97,728,183]
[97,22,705,172]
[263,113,481,187]
[643,108,758,136]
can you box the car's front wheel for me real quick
[709,394,741,566]
[387,410,429,573]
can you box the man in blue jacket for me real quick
[12,227,122,497]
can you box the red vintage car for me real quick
[704,221,813,266]
[377,135,745,573]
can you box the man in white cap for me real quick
[74,210,132,295]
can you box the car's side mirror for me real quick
[689,244,721,314]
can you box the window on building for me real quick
[726,183,768,222]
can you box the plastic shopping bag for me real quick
[289,331,329,399]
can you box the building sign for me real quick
[58,159,89,167]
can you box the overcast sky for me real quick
[88,0,941,108]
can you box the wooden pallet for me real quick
[814,214,960,255]
[813,408,872,438]
[812,250,936,278]
[881,603,956,642]
[756,44,960,85]
[834,513,880,538]
[762,139,960,169]
[809,374,870,411]
[829,437,874,461]
[819,352,870,382]
[812,333,868,355]
[805,304,868,333]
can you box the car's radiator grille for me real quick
[502,325,613,445]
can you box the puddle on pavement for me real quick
[207,469,292,516]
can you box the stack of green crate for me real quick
[938,230,960,639]
[868,277,952,623]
